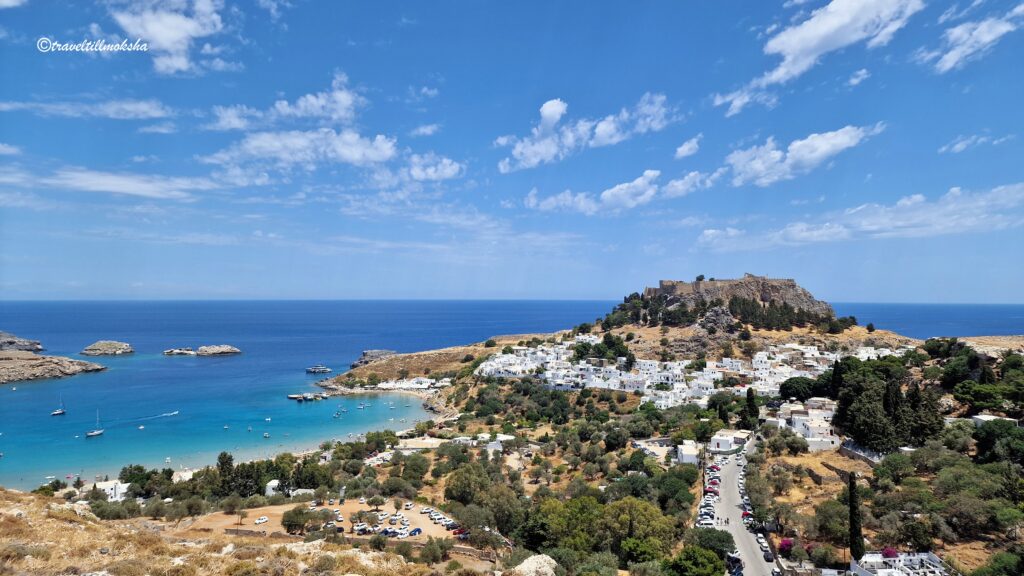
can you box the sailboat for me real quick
[86,410,104,438]
[51,394,66,416]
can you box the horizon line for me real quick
[2,298,1024,306]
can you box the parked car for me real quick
[254,516,269,525]
[409,527,422,536]
[763,550,774,562]
[404,502,414,510]
[358,497,366,504]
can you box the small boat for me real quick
[305,364,332,374]
[223,425,229,429]
[11,387,16,391]
[51,394,66,416]
[165,457,171,463]
[341,407,348,413]
[138,425,145,430]
[263,432,270,439]
[264,417,271,422]
[85,410,104,438]
[333,411,341,419]
[303,393,315,401]
[287,394,302,400]
[247,426,253,432]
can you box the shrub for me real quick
[484,339,497,348]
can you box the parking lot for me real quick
[700,446,778,576]
[184,498,455,542]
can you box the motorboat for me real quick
[263,432,270,439]
[305,364,332,374]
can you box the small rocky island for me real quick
[80,340,134,356]
[196,345,241,356]
[350,349,397,369]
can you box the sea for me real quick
[0,300,1021,490]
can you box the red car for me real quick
[704,488,719,495]
[452,528,467,535]
[708,479,720,486]
[742,511,752,518]
[709,465,721,471]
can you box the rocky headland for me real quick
[80,340,134,356]
[196,344,241,356]
[0,350,105,385]
[0,331,43,352]
[350,349,397,368]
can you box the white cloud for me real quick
[599,169,661,210]
[714,0,924,115]
[0,0,27,8]
[663,168,726,198]
[938,133,1014,153]
[938,1,988,24]
[203,128,397,169]
[698,182,1024,251]
[847,68,871,86]
[674,133,703,159]
[407,153,464,181]
[410,123,441,137]
[496,93,674,172]
[524,188,601,216]
[257,0,291,21]
[524,170,661,215]
[271,72,365,123]
[726,123,885,187]
[0,142,21,155]
[110,0,225,75]
[918,4,1024,73]
[204,104,261,131]
[40,167,218,200]
[0,99,172,119]
[138,121,177,134]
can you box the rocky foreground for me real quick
[0,350,105,385]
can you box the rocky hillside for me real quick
[0,488,440,576]
[643,273,834,317]
[0,331,42,353]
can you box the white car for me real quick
[404,502,414,510]
[359,497,367,504]
[421,507,433,514]
[696,519,715,528]
[254,516,269,525]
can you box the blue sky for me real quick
[1,0,1022,302]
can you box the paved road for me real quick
[717,446,774,576]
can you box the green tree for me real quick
[849,473,865,561]
[662,547,723,576]
[367,495,386,511]
[682,528,735,559]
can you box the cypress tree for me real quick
[849,472,865,561]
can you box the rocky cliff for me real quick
[350,349,397,369]
[643,273,834,317]
[0,350,105,385]
[0,331,43,352]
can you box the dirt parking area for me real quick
[180,499,456,542]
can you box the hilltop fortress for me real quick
[642,273,835,317]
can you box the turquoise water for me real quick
[0,300,614,489]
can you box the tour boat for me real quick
[305,364,332,374]
[51,395,66,416]
[85,410,104,438]
[287,394,302,400]
[263,432,270,439]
